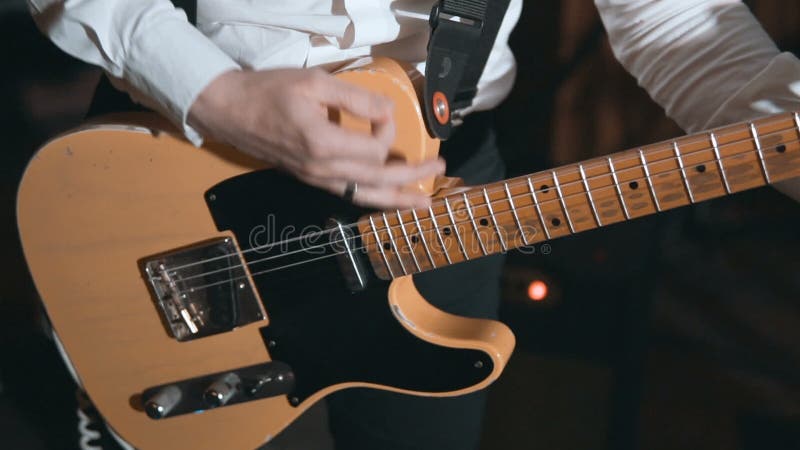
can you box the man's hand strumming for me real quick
[188,68,445,209]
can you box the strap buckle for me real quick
[424,1,485,139]
[428,1,485,35]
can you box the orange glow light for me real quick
[527,280,548,302]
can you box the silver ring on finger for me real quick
[343,181,358,203]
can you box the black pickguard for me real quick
[205,170,493,403]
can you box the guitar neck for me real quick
[361,112,800,279]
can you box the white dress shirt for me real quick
[595,0,800,132]
[28,0,522,144]
[28,0,800,198]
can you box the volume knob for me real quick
[203,373,241,408]
[144,385,182,419]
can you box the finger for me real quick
[313,75,394,124]
[350,185,433,210]
[308,158,446,187]
[304,120,392,162]
[372,112,396,149]
[319,76,396,152]
[298,176,433,210]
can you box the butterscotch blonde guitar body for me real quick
[17,58,515,450]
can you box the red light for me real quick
[527,280,548,302]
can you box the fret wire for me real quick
[187,119,800,288]
[750,123,771,184]
[607,157,631,220]
[462,193,488,255]
[794,112,800,137]
[363,118,797,269]
[444,197,470,260]
[368,119,794,252]
[483,187,508,251]
[552,171,576,233]
[387,121,795,258]
[428,206,453,264]
[639,149,662,211]
[673,141,695,203]
[396,210,421,272]
[382,212,408,275]
[710,132,732,194]
[579,164,602,226]
[527,177,551,239]
[369,216,395,278]
[412,209,436,269]
[504,182,529,245]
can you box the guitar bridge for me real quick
[143,237,264,341]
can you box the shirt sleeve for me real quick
[594,0,800,131]
[594,0,800,200]
[28,0,241,144]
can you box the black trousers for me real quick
[79,77,506,450]
[327,114,506,449]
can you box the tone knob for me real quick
[144,385,182,419]
[203,373,241,408]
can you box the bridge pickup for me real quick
[143,237,264,341]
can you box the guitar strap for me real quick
[170,0,511,140]
[423,0,511,139]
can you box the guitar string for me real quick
[169,124,798,283]
[162,113,798,273]
[163,118,799,278]
[163,115,798,274]
[171,123,794,284]
[173,138,796,294]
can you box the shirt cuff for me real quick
[122,16,240,145]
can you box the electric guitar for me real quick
[17,57,800,449]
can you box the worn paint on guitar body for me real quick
[17,58,515,450]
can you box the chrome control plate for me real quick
[141,361,295,419]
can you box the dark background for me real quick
[1,1,799,449]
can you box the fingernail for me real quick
[414,197,432,208]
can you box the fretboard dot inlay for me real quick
[359,115,800,281]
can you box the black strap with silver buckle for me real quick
[171,0,512,140]
[423,0,511,140]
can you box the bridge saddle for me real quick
[143,237,264,341]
